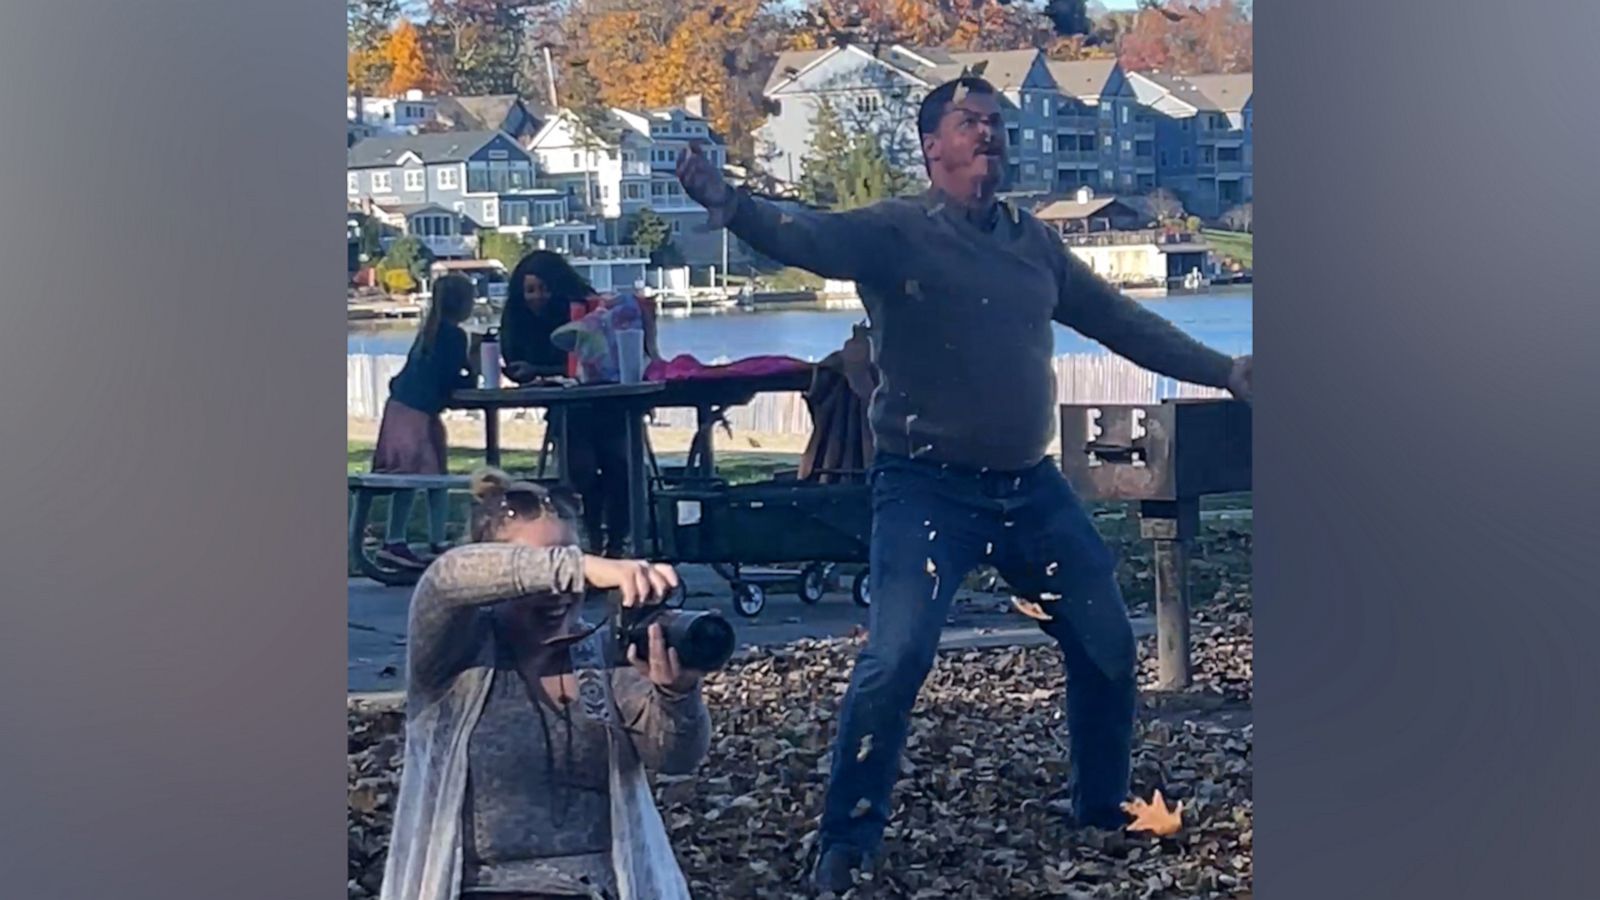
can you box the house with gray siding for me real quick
[760,45,1068,195]
[347,129,651,288]
[1046,59,1156,197]
[759,44,1158,200]
[348,130,543,258]
[1126,71,1252,219]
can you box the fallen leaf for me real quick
[1123,790,1184,837]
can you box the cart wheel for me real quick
[851,570,871,608]
[732,583,767,618]
[799,564,827,605]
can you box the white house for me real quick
[347,90,439,135]
[528,101,736,267]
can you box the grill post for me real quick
[1059,399,1251,692]
[1139,498,1201,689]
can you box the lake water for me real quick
[348,288,1253,361]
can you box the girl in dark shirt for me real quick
[371,274,477,569]
[498,252,654,557]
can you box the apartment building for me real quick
[1126,71,1253,218]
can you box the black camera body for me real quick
[614,605,736,673]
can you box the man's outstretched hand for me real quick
[1227,355,1252,403]
[675,140,735,211]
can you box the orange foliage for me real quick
[1117,0,1251,74]
[567,0,766,142]
[383,20,436,94]
[793,0,1045,53]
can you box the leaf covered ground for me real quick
[349,578,1253,899]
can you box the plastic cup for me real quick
[616,328,645,384]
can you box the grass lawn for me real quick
[349,438,1253,600]
[346,442,799,484]
[1203,229,1254,269]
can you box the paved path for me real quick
[349,565,1153,694]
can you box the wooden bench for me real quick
[348,474,473,586]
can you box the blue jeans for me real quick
[819,453,1138,855]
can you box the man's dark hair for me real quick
[917,77,998,140]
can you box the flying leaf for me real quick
[1011,597,1053,621]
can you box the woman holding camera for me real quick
[380,468,709,900]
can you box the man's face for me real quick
[924,91,1005,199]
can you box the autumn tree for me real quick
[1115,0,1252,74]
[425,0,547,95]
[787,1,1064,53]
[384,20,436,94]
[348,0,401,92]
[555,0,787,162]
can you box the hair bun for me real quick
[469,467,513,501]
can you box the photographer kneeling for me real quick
[382,469,716,900]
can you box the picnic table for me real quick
[449,382,666,556]
[446,369,818,558]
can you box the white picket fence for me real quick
[347,352,1227,435]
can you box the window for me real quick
[437,167,459,190]
[1160,150,1169,166]
[1121,173,1133,187]
[1023,162,1036,175]
[1042,98,1051,117]
[670,219,682,235]
[347,172,358,195]
[601,184,612,200]
[1181,118,1191,132]
[1103,102,1114,119]
[855,95,880,115]
[1121,140,1132,153]
[370,171,391,192]
[1181,149,1191,165]
[1023,128,1034,142]
[403,169,424,191]
[1041,134,1052,153]
[1101,170,1114,187]
[1103,134,1113,148]
[624,183,644,200]
[1121,105,1129,124]
[482,200,498,224]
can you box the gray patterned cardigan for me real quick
[378,544,704,900]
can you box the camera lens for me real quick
[668,611,736,672]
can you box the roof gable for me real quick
[347,130,512,169]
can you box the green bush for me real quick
[479,231,528,269]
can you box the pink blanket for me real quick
[646,353,813,382]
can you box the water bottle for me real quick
[479,327,500,389]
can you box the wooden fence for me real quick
[347,352,1227,435]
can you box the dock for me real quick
[348,299,424,321]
